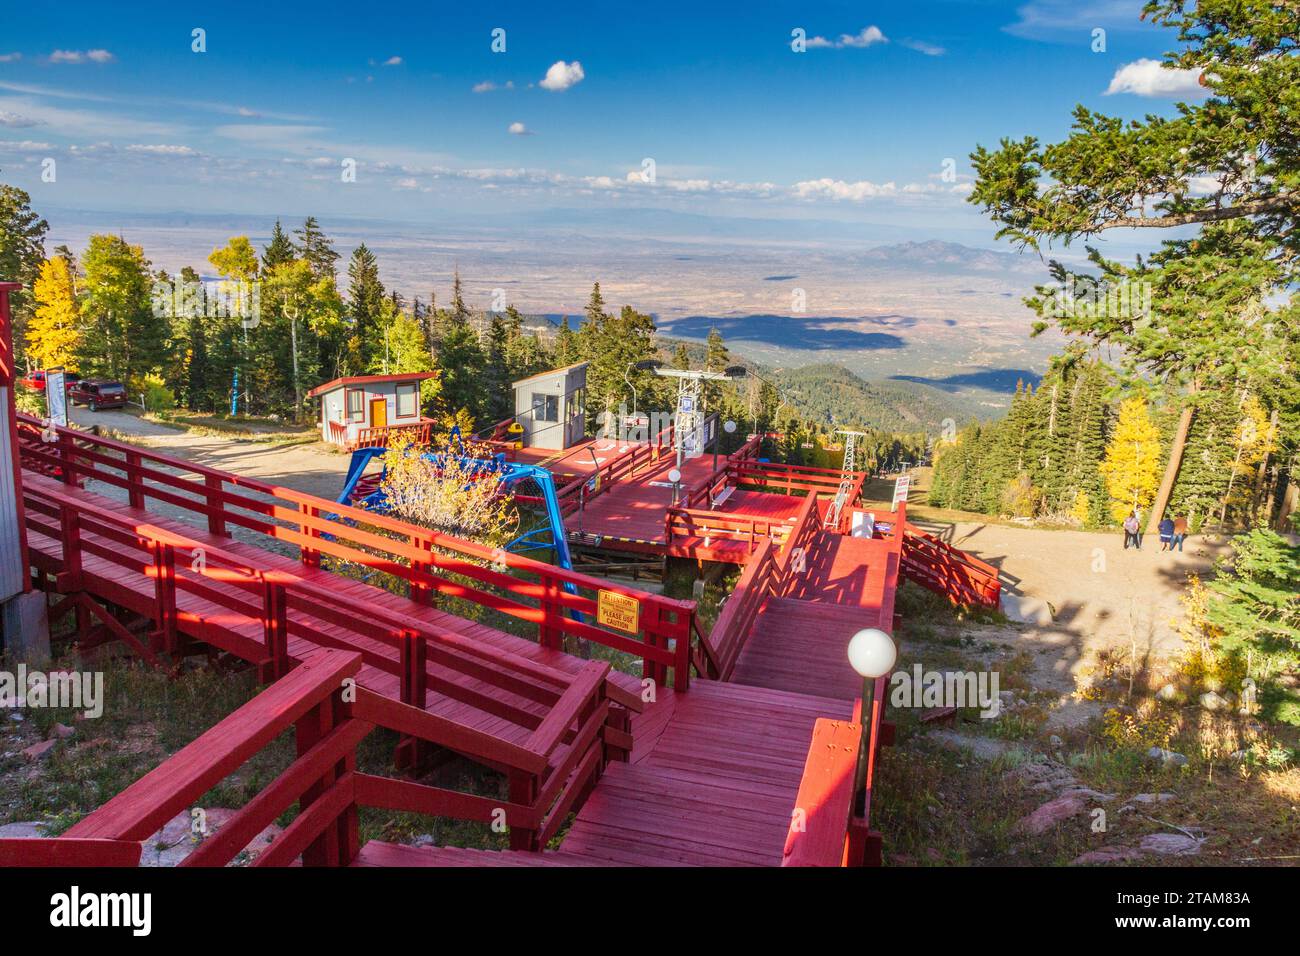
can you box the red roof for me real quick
[307,371,438,399]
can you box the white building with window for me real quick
[309,372,438,448]
[512,362,587,450]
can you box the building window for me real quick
[532,392,559,423]
[566,387,586,421]
[345,388,365,423]
[396,383,418,419]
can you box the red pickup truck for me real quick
[19,370,81,392]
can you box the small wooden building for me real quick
[513,362,587,451]
[309,372,437,449]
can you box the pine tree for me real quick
[262,220,296,271]
[293,217,339,284]
[346,244,384,370]
[0,184,50,366]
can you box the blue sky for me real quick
[0,0,1207,232]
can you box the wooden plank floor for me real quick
[730,531,895,701]
[353,679,853,867]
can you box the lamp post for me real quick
[847,627,897,813]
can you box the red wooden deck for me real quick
[356,680,853,866]
[9,415,919,869]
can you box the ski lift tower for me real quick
[825,429,868,530]
[648,365,746,471]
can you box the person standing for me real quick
[1172,514,1188,552]
[1123,512,1140,550]
[1158,516,1175,551]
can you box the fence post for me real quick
[58,505,83,591]
[260,576,289,682]
[409,534,431,604]
[57,431,80,488]
[151,541,178,657]
[299,502,320,568]
[508,771,540,852]
[125,450,144,510]
[295,697,341,866]
[538,573,562,651]
[672,609,692,692]
[395,628,428,769]
[204,475,227,536]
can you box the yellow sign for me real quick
[597,589,641,634]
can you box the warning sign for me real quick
[597,589,641,634]
[892,475,911,510]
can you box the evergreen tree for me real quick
[0,184,49,367]
[262,220,296,271]
[346,244,384,370]
[78,235,166,383]
[969,1,1300,532]
[293,217,339,284]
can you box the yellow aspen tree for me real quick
[26,256,82,370]
[1100,397,1162,523]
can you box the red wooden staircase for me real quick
[899,522,1002,609]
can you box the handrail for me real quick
[351,419,435,451]
[664,505,793,555]
[699,493,820,678]
[22,477,604,723]
[23,645,620,866]
[16,414,698,690]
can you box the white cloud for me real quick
[508,121,534,136]
[900,39,946,56]
[473,80,515,93]
[125,143,198,156]
[1104,58,1206,97]
[539,61,584,92]
[215,124,329,144]
[0,111,42,128]
[1005,1,1146,38]
[49,49,115,64]
[0,53,21,63]
[793,178,897,200]
[807,27,887,49]
[382,56,403,66]
[0,140,54,153]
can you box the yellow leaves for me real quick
[27,256,81,370]
[1070,489,1092,525]
[207,236,258,281]
[1100,396,1163,522]
[377,431,518,544]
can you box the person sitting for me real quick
[1158,516,1175,551]
[1172,514,1188,552]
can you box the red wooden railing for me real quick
[4,647,621,866]
[782,675,889,867]
[555,416,688,517]
[664,506,793,555]
[900,521,1001,608]
[729,459,862,502]
[24,476,640,747]
[350,419,435,451]
[700,494,820,679]
[16,414,698,690]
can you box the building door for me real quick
[369,397,387,429]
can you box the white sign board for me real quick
[46,370,68,428]
[891,474,910,511]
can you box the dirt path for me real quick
[909,516,1230,668]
